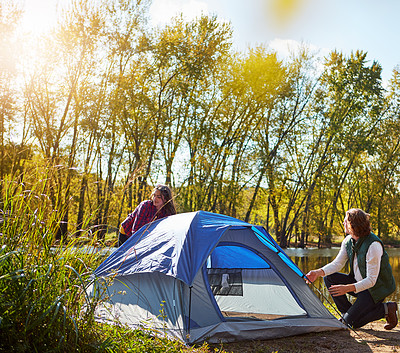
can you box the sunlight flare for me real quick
[20,0,61,35]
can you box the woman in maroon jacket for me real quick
[118,184,176,246]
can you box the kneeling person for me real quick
[306,208,397,329]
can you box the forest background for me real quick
[2,0,400,249]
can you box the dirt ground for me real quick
[214,320,400,353]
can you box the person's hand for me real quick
[328,284,352,297]
[305,269,323,284]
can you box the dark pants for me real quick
[118,232,128,247]
[324,272,385,328]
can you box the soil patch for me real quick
[214,320,400,352]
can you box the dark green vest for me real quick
[345,232,396,303]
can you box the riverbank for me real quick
[213,320,400,352]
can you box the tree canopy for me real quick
[1,0,400,247]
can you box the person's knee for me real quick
[342,312,353,327]
[342,312,361,328]
[324,272,348,288]
[343,309,368,329]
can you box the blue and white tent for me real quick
[88,211,344,343]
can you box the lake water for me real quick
[286,247,400,303]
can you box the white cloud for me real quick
[270,39,324,59]
[149,0,209,26]
[268,38,334,78]
[269,39,299,59]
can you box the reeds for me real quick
[0,173,108,352]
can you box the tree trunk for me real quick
[245,167,265,223]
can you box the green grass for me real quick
[0,176,100,351]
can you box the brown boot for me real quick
[384,302,398,330]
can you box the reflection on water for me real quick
[286,247,400,303]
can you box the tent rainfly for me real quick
[88,211,345,343]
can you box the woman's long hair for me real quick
[346,208,372,238]
[151,184,176,216]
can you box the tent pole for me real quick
[188,286,192,336]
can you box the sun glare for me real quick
[21,0,60,36]
[264,0,309,32]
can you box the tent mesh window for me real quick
[207,268,243,296]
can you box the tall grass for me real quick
[0,173,106,351]
[0,173,217,353]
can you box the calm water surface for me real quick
[286,247,400,303]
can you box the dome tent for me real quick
[88,211,345,344]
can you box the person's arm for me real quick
[321,236,350,276]
[121,202,146,237]
[131,200,155,233]
[305,236,349,283]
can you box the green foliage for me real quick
[1,0,400,249]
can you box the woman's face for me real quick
[344,215,358,239]
[343,215,351,233]
[152,190,165,210]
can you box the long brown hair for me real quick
[151,184,176,216]
[345,208,372,238]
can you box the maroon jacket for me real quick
[121,200,168,238]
